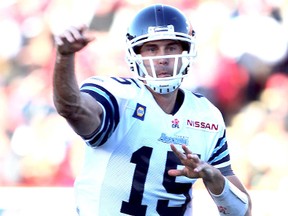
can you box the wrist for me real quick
[203,168,225,195]
[57,50,75,57]
[56,51,75,63]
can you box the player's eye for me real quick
[166,44,182,54]
[140,45,158,55]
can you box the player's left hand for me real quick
[168,144,221,182]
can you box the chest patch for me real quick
[132,103,146,121]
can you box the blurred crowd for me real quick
[0,0,288,194]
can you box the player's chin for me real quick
[157,73,173,78]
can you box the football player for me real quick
[53,4,252,216]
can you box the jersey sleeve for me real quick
[79,77,120,148]
[208,129,234,176]
[79,76,141,148]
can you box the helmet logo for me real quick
[148,25,175,39]
[148,25,174,33]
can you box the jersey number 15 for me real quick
[121,146,192,216]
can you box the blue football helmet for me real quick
[126,4,196,94]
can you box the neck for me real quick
[147,87,180,114]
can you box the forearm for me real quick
[202,168,250,215]
[53,52,81,118]
[208,177,250,216]
[52,26,103,136]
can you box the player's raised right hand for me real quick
[54,25,95,55]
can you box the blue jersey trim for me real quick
[208,130,230,166]
[80,83,120,147]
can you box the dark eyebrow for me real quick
[141,41,182,50]
[144,41,181,46]
[167,41,182,46]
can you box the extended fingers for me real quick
[168,169,184,177]
[182,144,192,155]
[170,144,183,158]
[170,144,195,161]
[170,144,190,162]
[169,144,214,179]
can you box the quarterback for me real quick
[53,4,252,216]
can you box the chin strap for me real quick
[145,78,182,94]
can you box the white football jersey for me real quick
[75,76,233,216]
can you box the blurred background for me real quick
[0,0,287,215]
